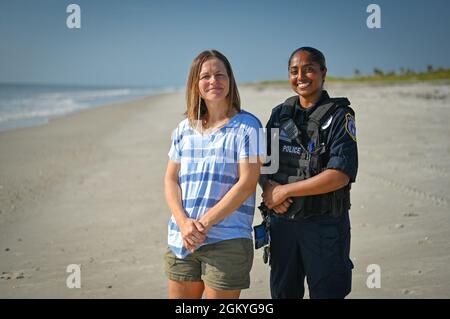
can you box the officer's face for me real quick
[289,51,326,99]
[198,58,230,104]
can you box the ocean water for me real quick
[0,83,175,132]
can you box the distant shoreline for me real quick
[0,84,179,133]
[246,68,450,87]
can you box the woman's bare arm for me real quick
[164,160,205,251]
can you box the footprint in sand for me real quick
[401,288,422,296]
[0,272,12,280]
[418,236,431,245]
[0,271,28,280]
[406,269,423,276]
[403,212,419,217]
[402,289,413,295]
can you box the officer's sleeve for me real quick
[326,107,358,183]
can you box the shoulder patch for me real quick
[345,113,356,142]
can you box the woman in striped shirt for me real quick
[164,50,264,299]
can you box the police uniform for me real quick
[264,90,358,299]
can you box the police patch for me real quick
[345,113,356,142]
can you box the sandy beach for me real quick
[1,82,450,298]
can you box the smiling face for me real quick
[198,58,230,104]
[289,50,326,104]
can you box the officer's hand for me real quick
[262,180,290,209]
[272,198,294,214]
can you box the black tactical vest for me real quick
[271,95,352,219]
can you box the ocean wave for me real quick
[0,85,164,128]
[0,97,86,123]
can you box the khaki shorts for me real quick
[164,238,254,291]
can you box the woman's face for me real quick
[289,51,326,99]
[198,58,230,103]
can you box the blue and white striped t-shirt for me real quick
[167,110,265,258]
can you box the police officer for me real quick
[261,47,358,299]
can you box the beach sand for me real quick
[1,82,450,298]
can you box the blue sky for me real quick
[1,0,449,87]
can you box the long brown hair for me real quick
[185,50,241,128]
